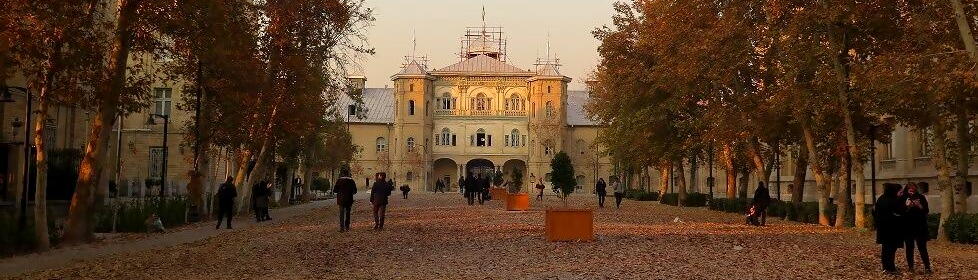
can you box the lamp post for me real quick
[3,86,28,229]
[146,113,169,197]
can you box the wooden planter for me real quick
[505,193,530,211]
[545,209,594,242]
[489,187,508,200]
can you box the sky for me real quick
[357,0,617,90]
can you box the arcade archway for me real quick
[433,158,458,191]
[465,158,495,180]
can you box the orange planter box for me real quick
[545,209,594,242]
[490,187,508,200]
[505,193,530,211]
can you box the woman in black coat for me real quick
[751,182,772,226]
[874,183,906,274]
[901,182,931,273]
[370,173,393,230]
[595,178,607,208]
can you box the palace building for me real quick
[341,26,612,191]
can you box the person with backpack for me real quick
[215,176,237,229]
[370,173,394,230]
[400,184,411,199]
[333,166,357,232]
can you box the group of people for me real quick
[593,177,625,208]
[459,173,492,205]
[331,167,398,232]
[875,182,932,274]
[251,180,273,222]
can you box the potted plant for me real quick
[505,168,529,211]
[545,152,593,241]
[489,170,508,200]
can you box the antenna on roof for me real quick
[546,32,551,61]
[412,30,417,58]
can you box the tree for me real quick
[509,168,524,194]
[550,151,576,206]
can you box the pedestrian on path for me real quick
[535,179,545,201]
[262,180,273,221]
[595,178,607,208]
[750,182,771,226]
[477,174,488,204]
[215,176,237,229]
[333,166,357,232]
[400,184,411,199]
[252,179,270,222]
[435,179,446,193]
[874,183,906,274]
[465,173,477,205]
[370,173,393,230]
[900,182,931,273]
[613,176,624,209]
[458,175,465,194]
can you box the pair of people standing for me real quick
[463,173,489,205]
[252,179,272,222]
[875,182,932,274]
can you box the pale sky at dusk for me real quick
[357,0,617,90]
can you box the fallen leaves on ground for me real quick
[10,194,978,279]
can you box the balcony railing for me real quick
[434,109,527,117]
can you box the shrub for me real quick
[927,213,940,240]
[634,190,659,201]
[312,177,331,192]
[95,196,188,233]
[944,213,978,244]
[660,193,708,207]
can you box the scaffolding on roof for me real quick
[459,26,507,62]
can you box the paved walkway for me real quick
[0,198,336,277]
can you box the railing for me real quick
[435,109,527,117]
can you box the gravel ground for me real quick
[9,193,978,279]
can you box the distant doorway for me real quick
[465,158,495,179]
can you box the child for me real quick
[745,205,761,226]
[146,213,166,233]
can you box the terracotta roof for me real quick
[434,54,530,74]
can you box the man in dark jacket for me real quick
[370,173,393,230]
[333,166,357,232]
[465,173,477,205]
[251,180,270,222]
[901,182,931,273]
[874,183,906,274]
[458,175,465,194]
[476,174,487,204]
[595,178,608,208]
[751,182,772,226]
[215,176,237,229]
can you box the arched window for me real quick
[407,137,415,152]
[408,100,415,115]
[506,93,523,111]
[547,85,551,93]
[474,93,488,111]
[545,101,554,118]
[441,128,451,145]
[475,128,489,147]
[440,93,452,110]
[577,139,586,155]
[409,83,414,92]
[376,137,388,152]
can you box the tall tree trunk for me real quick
[738,168,749,199]
[676,159,687,206]
[657,162,669,200]
[32,49,58,251]
[802,119,832,226]
[237,136,273,213]
[722,143,736,199]
[300,160,312,203]
[792,144,808,204]
[279,166,294,207]
[954,106,971,213]
[748,138,771,189]
[64,0,139,244]
[835,158,850,228]
[931,116,955,241]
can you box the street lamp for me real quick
[145,113,169,197]
[4,86,30,229]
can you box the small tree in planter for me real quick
[505,168,529,211]
[550,152,576,207]
[545,151,592,241]
[492,170,504,188]
[508,168,524,194]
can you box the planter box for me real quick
[505,193,530,211]
[545,209,594,242]
[490,187,508,200]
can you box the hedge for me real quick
[623,189,659,201]
[944,213,978,244]
[95,196,188,233]
[660,193,709,207]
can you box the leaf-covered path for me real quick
[8,194,978,279]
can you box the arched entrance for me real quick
[433,158,458,191]
[465,158,495,180]
[502,159,527,191]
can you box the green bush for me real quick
[633,190,659,201]
[95,196,188,233]
[660,193,708,207]
[928,213,940,240]
[0,212,35,256]
[944,213,978,244]
[312,177,331,192]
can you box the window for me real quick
[407,137,415,153]
[506,93,523,111]
[44,119,56,151]
[881,138,894,160]
[148,146,165,178]
[440,128,451,145]
[919,128,932,157]
[545,101,554,118]
[531,102,536,117]
[452,134,457,146]
[522,135,527,147]
[408,100,415,115]
[440,93,453,110]
[510,129,521,147]
[153,88,172,116]
[474,93,488,111]
[576,175,586,190]
[577,139,586,155]
[407,172,415,181]
[547,85,551,93]
[347,105,357,116]
[409,83,414,92]
[376,137,388,152]
[476,128,487,147]
[544,145,553,155]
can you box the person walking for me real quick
[874,183,906,274]
[535,179,545,201]
[251,180,267,222]
[901,182,931,273]
[333,166,357,232]
[370,173,393,230]
[613,176,624,209]
[436,178,446,193]
[458,175,465,194]
[465,173,476,205]
[750,182,772,226]
[215,176,237,229]
[400,184,411,199]
[595,178,608,208]
[477,174,488,204]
